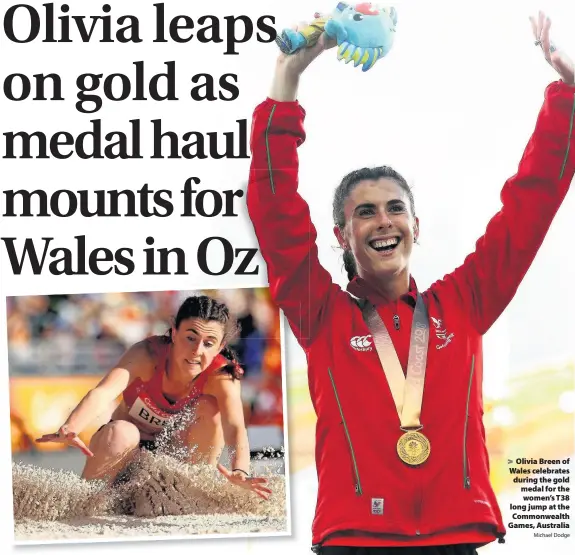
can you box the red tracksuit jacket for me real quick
[247,81,575,547]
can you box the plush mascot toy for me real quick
[276,2,397,72]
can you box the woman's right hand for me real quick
[277,21,336,76]
[270,21,336,101]
[36,425,94,457]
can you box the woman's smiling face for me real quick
[335,177,419,282]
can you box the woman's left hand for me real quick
[217,464,272,500]
[530,11,574,84]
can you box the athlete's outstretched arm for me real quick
[35,340,151,455]
[212,375,272,500]
[247,28,339,349]
[211,376,250,471]
[437,13,575,334]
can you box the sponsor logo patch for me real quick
[350,334,373,352]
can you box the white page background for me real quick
[1,0,574,553]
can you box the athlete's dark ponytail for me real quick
[220,345,244,380]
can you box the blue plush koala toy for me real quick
[276,2,397,72]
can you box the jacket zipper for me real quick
[265,104,277,194]
[328,367,363,495]
[413,479,422,536]
[463,355,475,489]
[559,93,575,180]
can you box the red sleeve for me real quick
[438,81,575,334]
[247,98,337,349]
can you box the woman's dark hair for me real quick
[166,295,243,379]
[332,166,416,281]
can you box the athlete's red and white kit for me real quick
[247,81,575,548]
[123,336,228,434]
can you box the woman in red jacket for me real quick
[247,11,574,554]
[36,295,271,499]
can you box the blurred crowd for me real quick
[7,289,278,376]
[8,289,284,452]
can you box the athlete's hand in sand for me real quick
[217,464,272,500]
[530,11,574,84]
[36,425,94,457]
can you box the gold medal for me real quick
[397,431,431,466]
[362,295,431,468]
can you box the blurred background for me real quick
[288,364,574,487]
[8,288,284,471]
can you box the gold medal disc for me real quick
[397,431,431,466]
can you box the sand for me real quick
[15,514,287,541]
[13,451,287,542]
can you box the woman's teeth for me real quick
[371,238,400,251]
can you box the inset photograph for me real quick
[8,288,288,543]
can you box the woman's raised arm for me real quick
[247,29,339,349]
[437,13,575,334]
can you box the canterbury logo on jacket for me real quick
[247,82,575,547]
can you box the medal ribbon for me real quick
[361,293,430,430]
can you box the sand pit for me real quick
[13,451,287,542]
[15,514,287,541]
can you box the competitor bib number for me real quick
[128,396,168,431]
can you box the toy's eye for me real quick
[353,13,363,21]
